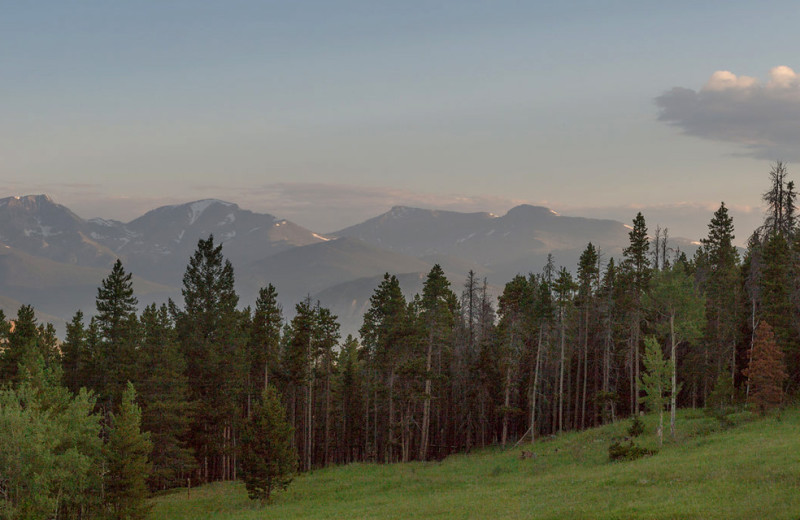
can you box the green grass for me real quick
[150,408,800,519]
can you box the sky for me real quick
[3,1,800,241]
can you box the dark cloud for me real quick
[656,66,800,160]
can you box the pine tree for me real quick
[762,161,796,236]
[743,322,788,414]
[497,275,532,443]
[576,243,599,429]
[315,305,340,467]
[104,382,152,520]
[137,303,195,490]
[282,297,317,470]
[336,335,365,464]
[758,233,797,381]
[96,259,138,345]
[250,284,283,397]
[1,305,61,385]
[359,274,408,462]
[174,235,245,482]
[698,203,741,390]
[553,267,575,433]
[241,384,297,505]
[61,310,87,395]
[598,258,621,423]
[530,272,554,439]
[419,264,457,459]
[94,260,140,408]
[623,212,651,414]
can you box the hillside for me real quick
[0,242,176,334]
[149,408,800,519]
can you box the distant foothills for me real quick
[0,194,700,335]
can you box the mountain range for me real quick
[0,194,701,336]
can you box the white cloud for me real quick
[704,70,758,92]
[656,66,800,159]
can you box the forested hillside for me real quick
[0,163,796,517]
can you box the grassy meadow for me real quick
[150,408,800,519]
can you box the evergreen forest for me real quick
[1,163,797,518]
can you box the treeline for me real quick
[1,163,798,514]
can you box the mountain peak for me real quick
[0,194,57,209]
[184,199,237,225]
[505,204,558,218]
[388,205,425,218]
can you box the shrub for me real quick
[608,440,656,462]
[627,415,645,438]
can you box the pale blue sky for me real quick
[3,1,800,239]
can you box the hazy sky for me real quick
[4,1,800,240]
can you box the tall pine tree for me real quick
[241,385,297,505]
[104,382,152,520]
[174,235,245,482]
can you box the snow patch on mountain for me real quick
[89,218,115,227]
[313,233,330,241]
[23,218,61,238]
[219,213,236,226]
[187,199,233,225]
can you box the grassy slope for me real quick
[150,408,800,519]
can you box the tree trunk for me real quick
[530,326,543,444]
[324,363,331,467]
[603,317,611,423]
[634,313,641,414]
[502,363,512,446]
[559,309,566,433]
[420,331,433,460]
[388,368,395,463]
[364,371,370,460]
[306,380,313,471]
[573,337,580,429]
[670,313,677,439]
[582,306,589,429]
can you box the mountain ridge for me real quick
[0,193,702,336]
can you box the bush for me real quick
[608,417,656,461]
[627,415,645,438]
[608,440,656,462]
